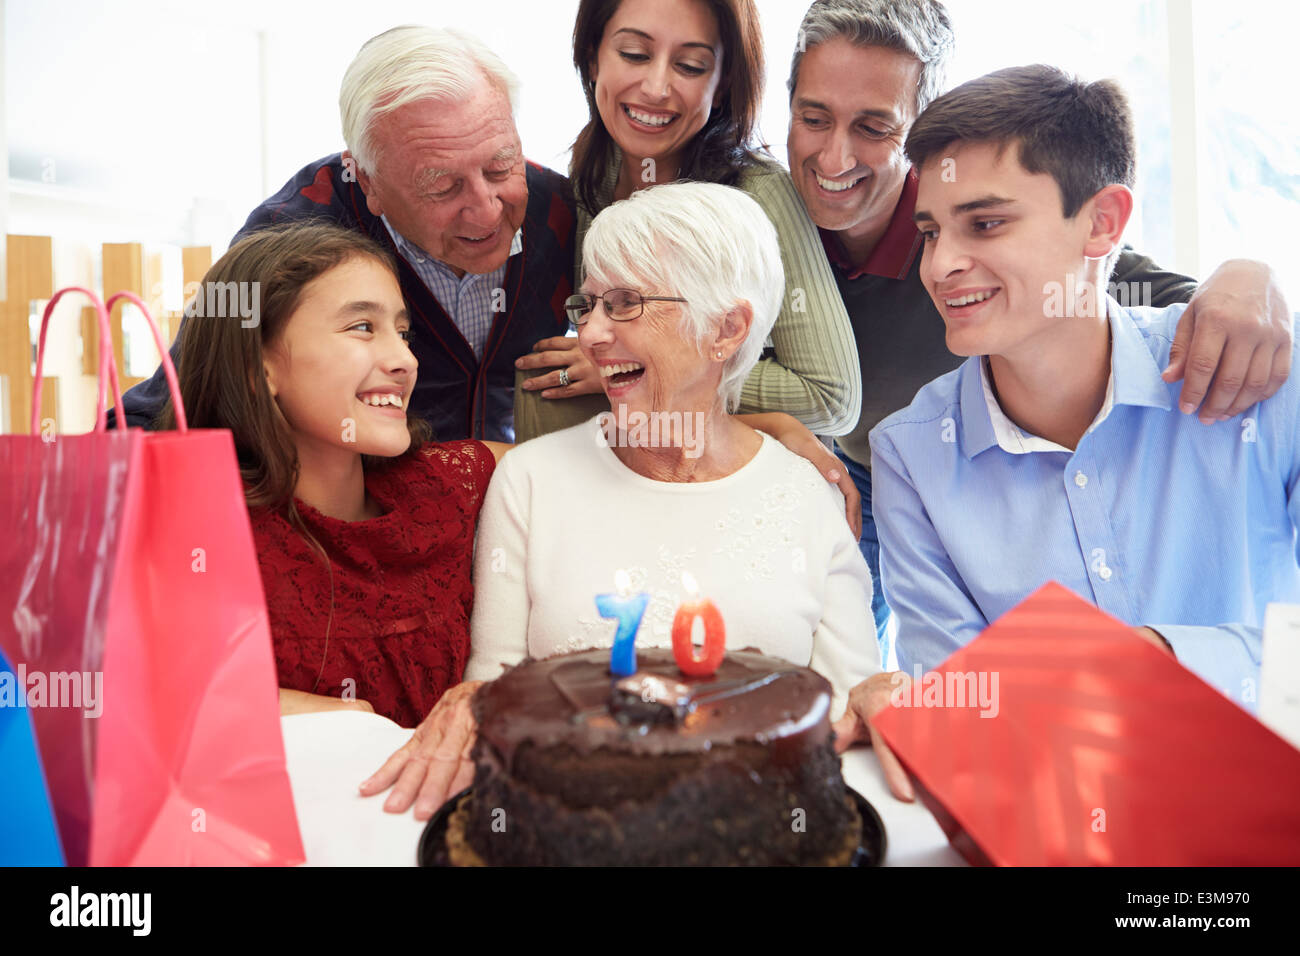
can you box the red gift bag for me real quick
[0,288,304,866]
[872,582,1300,866]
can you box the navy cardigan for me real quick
[109,154,575,441]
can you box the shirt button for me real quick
[1074,471,1088,488]
[1098,566,1113,581]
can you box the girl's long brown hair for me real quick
[157,223,432,693]
[157,222,432,529]
[569,0,767,214]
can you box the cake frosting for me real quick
[451,647,861,866]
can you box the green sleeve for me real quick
[1110,244,1198,308]
[737,160,862,435]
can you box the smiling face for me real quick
[912,140,1097,359]
[354,79,527,277]
[575,273,721,418]
[262,256,418,460]
[787,38,921,248]
[590,0,726,176]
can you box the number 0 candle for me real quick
[671,572,727,677]
[595,570,650,677]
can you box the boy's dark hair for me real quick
[905,64,1135,218]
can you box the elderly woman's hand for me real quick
[738,412,862,539]
[832,671,915,802]
[516,336,604,398]
[359,680,483,820]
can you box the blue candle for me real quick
[596,570,650,677]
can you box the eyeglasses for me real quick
[564,290,688,327]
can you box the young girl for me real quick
[158,223,505,727]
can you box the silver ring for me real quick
[558,368,570,387]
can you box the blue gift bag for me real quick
[0,647,65,865]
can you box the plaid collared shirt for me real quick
[382,216,524,359]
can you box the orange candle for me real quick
[671,572,726,677]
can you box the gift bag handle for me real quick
[31,287,187,434]
[31,288,120,433]
[105,292,187,433]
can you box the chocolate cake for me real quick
[449,647,861,866]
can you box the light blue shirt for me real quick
[381,216,524,359]
[869,299,1300,712]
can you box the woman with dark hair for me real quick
[158,222,503,728]
[514,0,862,444]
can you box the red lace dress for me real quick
[249,441,495,728]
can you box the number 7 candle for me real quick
[595,570,650,677]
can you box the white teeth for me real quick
[816,173,860,192]
[600,362,645,378]
[626,106,673,127]
[359,393,403,408]
[944,290,995,307]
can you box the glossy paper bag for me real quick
[871,582,1300,865]
[0,288,304,866]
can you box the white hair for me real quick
[582,182,784,414]
[339,25,521,173]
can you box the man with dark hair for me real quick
[785,0,1293,673]
[833,66,1300,790]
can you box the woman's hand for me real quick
[737,412,862,539]
[279,687,374,716]
[832,671,915,802]
[516,336,604,398]
[359,680,484,820]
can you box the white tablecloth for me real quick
[280,712,965,867]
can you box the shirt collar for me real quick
[961,296,1173,458]
[819,168,923,281]
[380,215,523,270]
[977,355,1115,455]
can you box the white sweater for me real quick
[465,419,881,719]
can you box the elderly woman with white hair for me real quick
[370,181,881,818]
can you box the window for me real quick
[1194,2,1300,303]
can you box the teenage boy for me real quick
[880,63,1298,697]
[785,0,1293,663]
[833,65,1299,799]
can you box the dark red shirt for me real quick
[250,441,496,727]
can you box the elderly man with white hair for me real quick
[363,181,883,820]
[111,25,575,442]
